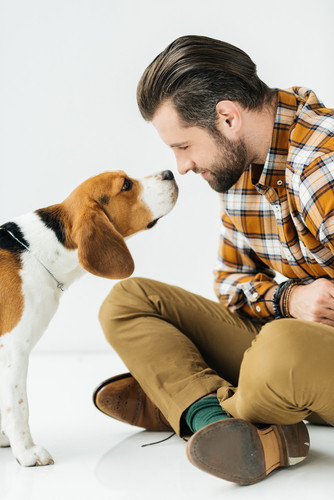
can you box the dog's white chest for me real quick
[1,213,83,351]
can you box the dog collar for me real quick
[0,227,65,292]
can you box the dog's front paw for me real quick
[17,445,54,467]
[0,431,10,447]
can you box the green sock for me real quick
[185,396,229,433]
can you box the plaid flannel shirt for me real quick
[214,87,334,322]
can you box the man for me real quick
[93,35,334,485]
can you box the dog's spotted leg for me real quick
[0,348,54,466]
[0,413,10,447]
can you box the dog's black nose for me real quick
[162,170,174,181]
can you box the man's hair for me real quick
[137,35,275,131]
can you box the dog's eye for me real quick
[121,178,133,192]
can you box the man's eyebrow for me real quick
[169,142,188,148]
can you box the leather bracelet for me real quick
[281,282,298,318]
[272,281,292,319]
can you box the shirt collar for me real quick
[252,87,322,191]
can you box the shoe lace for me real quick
[141,432,176,447]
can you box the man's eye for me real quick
[121,178,133,191]
[179,146,189,150]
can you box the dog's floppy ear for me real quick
[72,207,134,279]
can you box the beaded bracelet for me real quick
[272,280,293,319]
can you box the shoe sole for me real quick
[186,419,310,485]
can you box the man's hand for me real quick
[289,278,334,327]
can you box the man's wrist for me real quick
[281,282,299,318]
[272,281,291,319]
[268,280,299,319]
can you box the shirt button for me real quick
[252,292,259,299]
[255,306,261,312]
[277,180,283,186]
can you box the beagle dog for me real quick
[0,169,178,466]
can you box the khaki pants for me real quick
[99,277,334,436]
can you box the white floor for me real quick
[1,352,334,500]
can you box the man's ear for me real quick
[71,207,134,279]
[215,100,242,137]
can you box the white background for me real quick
[1,0,333,352]
[1,3,334,498]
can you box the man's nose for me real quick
[176,157,195,175]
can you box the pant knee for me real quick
[242,319,313,385]
[233,319,334,423]
[98,277,156,347]
[258,318,334,383]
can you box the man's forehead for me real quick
[152,102,182,131]
[152,102,195,146]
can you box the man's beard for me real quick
[194,132,248,193]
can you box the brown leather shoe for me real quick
[93,373,173,432]
[186,418,310,485]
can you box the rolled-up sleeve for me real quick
[214,210,277,322]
